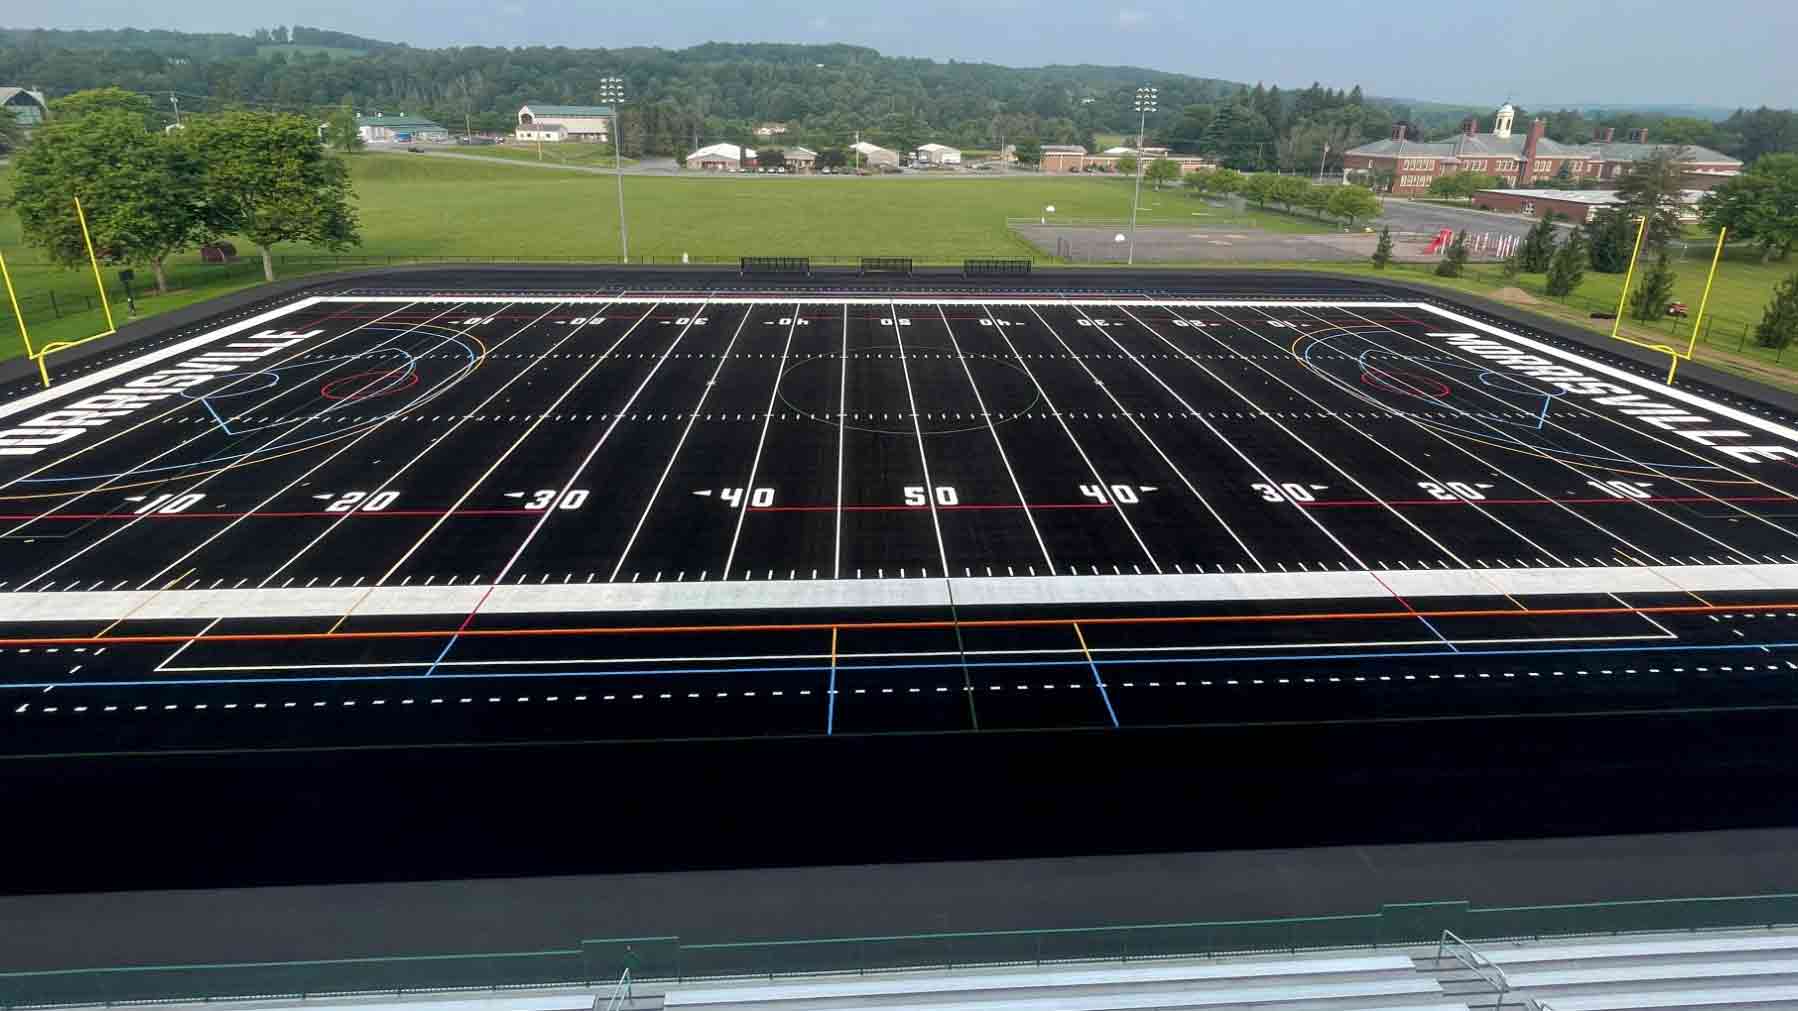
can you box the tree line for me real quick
[2,88,360,288]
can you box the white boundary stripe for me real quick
[3,562,1798,621]
[330,298,1437,308]
[0,297,324,418]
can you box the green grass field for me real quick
[3,153,1793,383]
[449,145,637,168]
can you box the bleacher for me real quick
[664,953,1453,1011]
[1463,932,1798,1011]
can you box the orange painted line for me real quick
[0,600,1792,649]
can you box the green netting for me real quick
[8,894,1798,1008]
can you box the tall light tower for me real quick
[598,76,629,263]
[1128,86,1157,266]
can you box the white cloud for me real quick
[1116,8,1148,27]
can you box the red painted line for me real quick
[747,503,1114,513]
[0,508,543,522]
[1300,495,1798,508]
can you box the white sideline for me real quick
[2,564,1797,622]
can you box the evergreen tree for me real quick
[1500,247,1522,278]
[1755,272,1798,349]
[1371,225,1393,269]
[1545,225,1589,296]
[1587,208,1638,273]
[1436,230,1470,277]
[1628,251,1678,321]
[1519,214,1560,272]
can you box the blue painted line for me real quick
[10,639,1798,693]
[423,633,460,677]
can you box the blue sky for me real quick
[23,0,1798,108]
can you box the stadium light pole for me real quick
[599,77,629,263]
[1128,86,1157,266]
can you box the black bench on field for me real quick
[739,257,811,276]
[963,258,1031,277]
[860,257,913,276]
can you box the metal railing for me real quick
[1436,929,1514,1007]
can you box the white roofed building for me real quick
[687,142,757,171]
[850,141,899,168]
[915,143,962,165]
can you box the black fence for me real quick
[860,256,913,276]
[739,256,812,276]
[963,258,1032,277]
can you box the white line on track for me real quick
[934,305,1055,573]
[979,304,1161,573]
[722,304,801,578]
[610,305,756,581]
[372,302,663,585]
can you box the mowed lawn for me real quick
[3,152,1794,373]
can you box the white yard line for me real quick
[980,304,1161,574]
[934,305,1055,573]
[891,304,952,580]
[610,305,756,581]
[371,303,662,585]
[1041,303,1263,570]
[722,304,801,578]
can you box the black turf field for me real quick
[7,272,1798,890]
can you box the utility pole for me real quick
[1317,142,1329,182]
[1128,86,1157,266]
[600,77,629,263]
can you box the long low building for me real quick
[1472,186,1712,223]
[353,115,449,143]
[1039,144,1214,175]
[1344,101,1742,196]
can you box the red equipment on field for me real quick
[1423,228,1454,255]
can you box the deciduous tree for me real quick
[1326,185,1381,228]
[48,87,158,128]
[182,111,361,282]
[1144,157,1181,189]
[1615,147,1692,248]
[4,109,206,294]
[1013,137,1042,166]
[1700,153,1798,262]
[1268,174,1312,213]
[325,104,365,154]
[0,108,23,155]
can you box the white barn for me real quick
[915,143,962,165]
[687,142,757,171]
[516,104,613,143]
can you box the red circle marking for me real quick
[1360,368,1450,399]
[320,369,419,402]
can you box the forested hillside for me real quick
[2,27,1793,169]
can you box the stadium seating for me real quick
[664,954,1448,1011]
